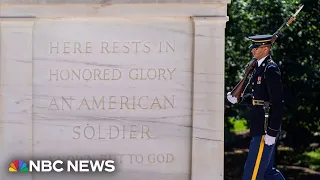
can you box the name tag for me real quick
[257,76,261,84]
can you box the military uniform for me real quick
[236,35,286,180]
[239,54,285,137]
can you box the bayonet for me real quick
[271,5,304,44]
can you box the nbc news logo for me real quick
[9,160,29,172]
[8,159,116,173]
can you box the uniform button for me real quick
[252,89,254,92]
[252,82,254,85]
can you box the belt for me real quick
[252,99,265,106]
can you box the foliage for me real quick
[228,117,248,133]
[304,150,320,170]
[225,0,320,152]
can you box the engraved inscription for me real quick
[48,96,175,110]
[101,153,175,164]
[72,125,151,140]
[50,42,92,54]
[49,41,175,54]
[49,153,175,165]
[100,41,151,54]
[48,68,176,81]
[49,69,122,81]
[129,68,176,80]
[159,40,175,53]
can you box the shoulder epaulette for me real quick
[264,59,277,73]
[264,59,280,78]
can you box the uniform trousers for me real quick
[242,135,285,180]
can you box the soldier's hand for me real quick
[264,134,276,146]
[227,92,238,104]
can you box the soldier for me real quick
[227,35,286,180]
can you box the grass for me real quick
[228,117,248,133]
[225,134,320,180]
[303,150,320,171]
[278,147,320,173]
[227,117,320,172]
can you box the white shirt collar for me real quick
[257,55,268,67]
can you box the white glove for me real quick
[264,134,276,146]
[227,92,238,104]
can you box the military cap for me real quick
[248,34,273,49]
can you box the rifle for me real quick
[230,58,257,102]
[230,5,304,102]
[270,4,304,44]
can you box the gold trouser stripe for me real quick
[251,135,265,180]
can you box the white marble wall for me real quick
[0,18,34,180]
[0,2,228,180]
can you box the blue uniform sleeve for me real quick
[265,65,285,137]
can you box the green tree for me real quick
[225,0,320,152]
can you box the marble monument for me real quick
[0,0,229,180]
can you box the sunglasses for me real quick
[253,45,269,50]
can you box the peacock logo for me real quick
[9,160,29,172]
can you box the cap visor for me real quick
[249,44,260,49]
